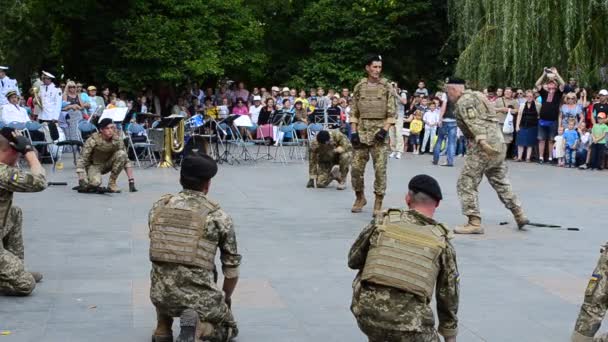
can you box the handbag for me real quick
[502,109,514,134]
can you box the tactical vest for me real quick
[149,197,218,270]
[357,82,388,120]
[361,209,447,303]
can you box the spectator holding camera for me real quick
[535,67,565,163]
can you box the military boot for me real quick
[373,195,384,218]
[152,312,173,342]
[177,309,199,342]
[351,191,367,213]
[306,179,315,188]
[336,181,346,190]
[513,208,529,230]
[29,272,43,283]
[454,216,484,234]
[107,175,121,193]
[129,179,138,192]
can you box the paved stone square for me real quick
[0,152,605,341]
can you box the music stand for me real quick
[156,115,185,168]
[310,108,326,125]
[325,107,342,129]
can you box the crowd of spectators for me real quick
[3,67,608,171]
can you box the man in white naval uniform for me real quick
[1,91,30,124]
[0,66,21,117]
[38,71,62,123]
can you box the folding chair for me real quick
[24,121,55,166]
[274,122,303,163]
[292,121,309,159]
[78,121,98,142]
[127,123,157,167]
[230,122,256,163]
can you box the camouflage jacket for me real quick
[455,90,505,150]
[0,163,46,227]
[310,129,352,167]
[350,78,396,145]
[76,132,128,172]
[572,245,608,341]
[348,209,459,337]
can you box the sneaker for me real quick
[539,158,544,164]
[439,162,453,167]
[389,152,395,158]
[413,151,419,155]
[431,160,438,165]
[579,164,587,169]
[395,152,401,159]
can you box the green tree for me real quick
[449,0,608,88]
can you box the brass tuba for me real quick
[158,118,185,168]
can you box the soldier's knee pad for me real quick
[11,275,35,296]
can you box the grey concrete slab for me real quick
[0,152,605,341]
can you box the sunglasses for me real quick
[68,86,76,88]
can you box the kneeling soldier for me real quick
[307,130,352,190]
[149,154,241,342]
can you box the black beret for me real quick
[316,130,330,144]
[181,154,218,181]
[446,77,465,85]
[98,118,113,129]
[364,54,382,66]
[408,174,442,202]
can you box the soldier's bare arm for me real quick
[436,241,459,340]
[348,223,375,270]
[572,250,608,340]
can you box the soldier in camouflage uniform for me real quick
[446,78,528,234]
[149,154,241,342]
[350,55,396,217]
[0,128,46,296]
[349,175,459,342]
[307,129,352,190]
[572,244,608,342]
[75,118,137,193]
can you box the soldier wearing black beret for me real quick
[348,174,459,342]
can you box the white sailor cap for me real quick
[0,66,8,71]
[41,70,55,79]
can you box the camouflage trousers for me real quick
[358,321,440,342]
[84,150,129,187]
[351,142,388,196]
[310,152,352,188]
[457,145,522,218]
[0,207,35,296]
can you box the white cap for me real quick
[282,87,290,92]
[253,95,261,101]
[41,70,55,79]
[271,86,279,92]
[0,66,8,70]
[600,89,608,96]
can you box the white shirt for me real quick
[423,109,440,129]
[1,103,29,124]
[0,76,20,106]
[249,105,263,124]
[39,83,62,121]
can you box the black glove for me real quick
[374,128,387,143]
[350,132,360,146]
[10,135,33,154]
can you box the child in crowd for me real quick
[406,110,423,154]
[589,112,608,170]
[578,122,592,168]
[562,119,579,168]
[414,81,428,97]
[421,101,440,153]
[553,127,566,167]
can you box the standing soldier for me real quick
[0,128,46,296]
[572,244,608,341]
[149,154,241,342]
[348,174,459,342]
[75,118,137,193]
[38,71,62,123]
[350,55,396,217]
[446,78,528,234]
[307,129,352,190]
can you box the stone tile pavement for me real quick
[0,152,605,341]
